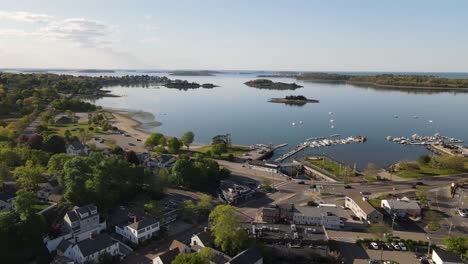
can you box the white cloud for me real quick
[0,11,51,23]
[40,18,119,49]
[0,29,31,37]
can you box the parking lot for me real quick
[338,241,423,264]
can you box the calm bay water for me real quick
[82,72,468,169]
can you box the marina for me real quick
[385,133,464,146]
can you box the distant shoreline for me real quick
[301,79,468,91]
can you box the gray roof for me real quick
[433,248,464,263]
[66,211,79,222]
[229,247,262,264]
[157,248,180,264]
[347,192,379,215]
[76,234,117,257]
[69,141,85,150]
[383,198,421,211]
[57,239,72,253]
[67,204,98,222]
[194,230,214,247]
[128,217,157,231]
[294,206,347,218]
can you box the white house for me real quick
[66,141,89,156]
[45,204,106,252]
[345,192,383,224]
[432,248,465,264]
[190,229,214,248]
[227,247,263,264]
[59,234,120,264]
[293,206,344,229]
[381,197,421,218]
[115,217,159,245]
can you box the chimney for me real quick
[134,216,137,224]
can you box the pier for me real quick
[274,144,308,162]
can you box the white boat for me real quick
[429,120,433,123]
[330,119,334,123]
[413,115,419,119]
[299,121,303,124]
[393,115,399,118]
[292,122,296,126]
[328,112,333,115]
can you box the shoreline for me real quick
[106,109,153,140]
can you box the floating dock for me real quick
[274,144,308,162]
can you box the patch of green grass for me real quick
[397,164,463,178]
[196,144,250,158]
[305,157,355,179]
[32,203,50,212]
[425,221,441,231]
[48,122,103,138]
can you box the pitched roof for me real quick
[383,198,421,210]
[68,141,84,150]
[169,240,189,253]
[66,211,79,222]
[157,248,181,264]
[347,192,379,215]
[128,217,157,231]
[229,247,262,264]
[76,234,117,257]
[433,248,464,263]
[194,230,214,247]
[57,239,72,253]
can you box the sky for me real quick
[0,0,467,72]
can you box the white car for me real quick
[391,242,400,250]
[398,242,407,251]
[456,208,467,217]
[370,242,380,250]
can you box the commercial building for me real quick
[381,197,421,218]
[345,193,382,224]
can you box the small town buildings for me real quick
[115,217,160,245]
[292,206,345,229]
[66,141,89,156]
[58,234,120,264]
[153,240,191,264]
[345,192,383,224]
[143,154,177,171]
[432,248,465,264]
[220,180,256,205]
[381,197,421,218]
[36,179,60,201]
[227,247,263,264]
[258,204,295,223]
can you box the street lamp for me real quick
[426,235,431,257]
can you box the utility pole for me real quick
[426,235,431,257]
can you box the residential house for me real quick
[66,141,89,156]
[143,154,177,171]
[190,229,214,248]
[292,206,345,229]
[381,197,421,218]
[115,217,160,245]
[345,192,383,224]
[227,247,263,264]
[169,240,191,254]
[37,179,60,201]
[432,248,465,264]
[59,234,120,264]
[54,114,73,124]
[153,240,191,264]
[191,245,231,264]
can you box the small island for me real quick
[244,79,303,90]
[164,80,218,89]
[269,95,319,105]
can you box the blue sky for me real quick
[0,0,467,71]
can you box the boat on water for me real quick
[330,119,334,123]
[299,121,303,124]
[393,115,399,118]
[292,122,296,126]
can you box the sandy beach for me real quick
[109,111,151,141]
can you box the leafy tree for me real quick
[144,133,166,147]
[172,253,210,264]
[42,134,66,153]
[416,190,428,207]
[14,160,46,191]
[209,205,248,256]
[418,155,431,165]
[14,189,36,221]
[181,131,195,150]
[170,158,195,186]
[124,150,140,165]
[444,236,467,258]
[47,153,73,186]
[0,161,10,183]
[26,134,44,150]
[144,200,162,219]
[212,143,227,156]
[168,137,182,153]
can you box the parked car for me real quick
[344,185,353,189]
[136,139,142,141]
[398,242,407,251]
[360,191,371,195]
[384,243,393,250]
[370,242,380,250]
[368,260,381,264]
[391,242,400,250]
[297,181,305,184]
[416,181,424,185]
[456,207,468,217]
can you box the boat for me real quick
[429,120,433,123]
[299,121,303,124]
[328,112,333,115]
[292,122,296,126]
[393,115,399,118]
[330,119,334,123]
[413,115,419,119]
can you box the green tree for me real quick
[209,205,248,256]
[42,134,66,154]
[14,160,46,191]
[14,189,36,221]
[144,200,162,219]
[0,161,10,184]
[212,143,227,156]
[181,131,195,150]
[418,155,431,165]
[144,133,166,148]
[168,137,182,153]
[172,252,210,264]
[416,190,428,207]
[170,158,195,186]
[444,236,467,258]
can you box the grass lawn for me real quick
[396,164,465,178]
[305,157,356,179]
[48,122,103,138]
[196,144,250,158]
[33,203,50,212]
